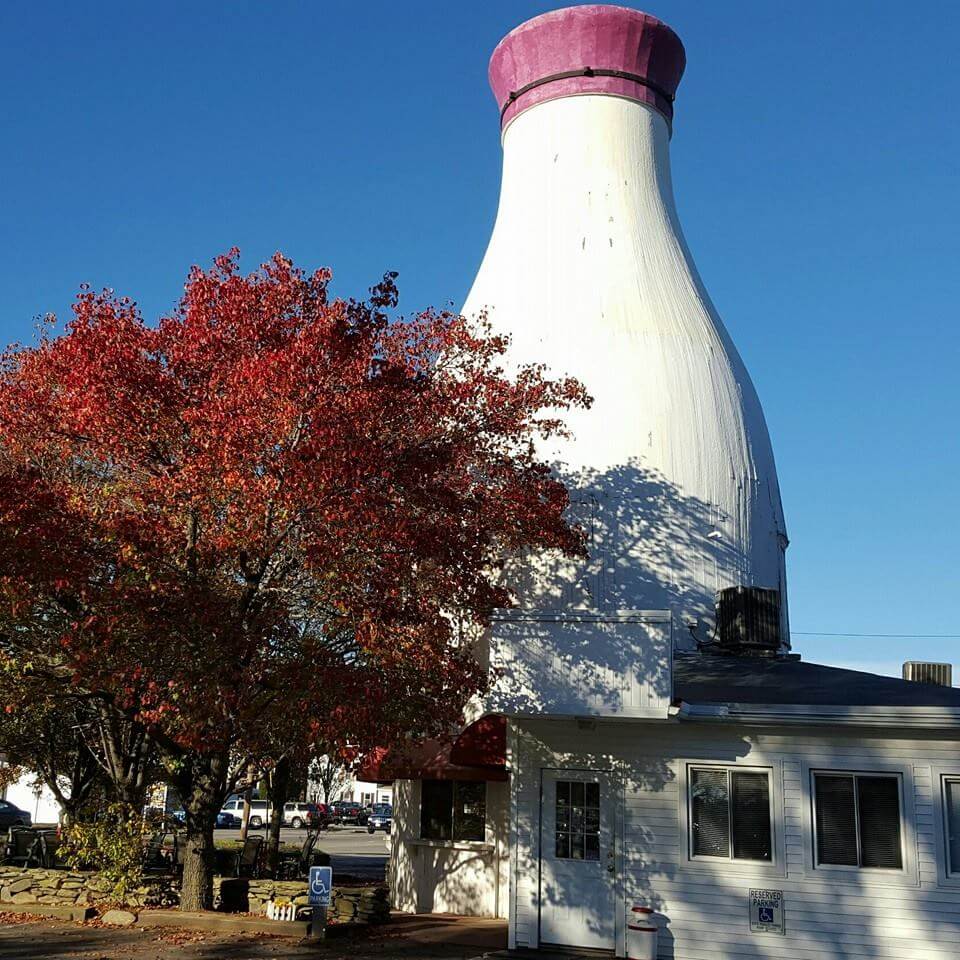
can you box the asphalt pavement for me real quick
[218,824,390,880]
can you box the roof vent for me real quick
[902,661,953,687]
[714,586,781,656]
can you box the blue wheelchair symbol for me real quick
[309,866,333,906]
[759,907,774,923]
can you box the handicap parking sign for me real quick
[749,888,784,935]
[309,866,333,907]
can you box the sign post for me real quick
[308,865,333,939]
[749,888,784,935]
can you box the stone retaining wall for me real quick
[0,866,389,922]
[243,879,389,922]
[0,866,176,909]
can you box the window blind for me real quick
[691,768,730,858]
[815,775,859,866]
[947,780,960,875]
[731,771,772,861]
[814,772,902,869]
[857,777,902,869]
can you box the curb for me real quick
[0,902,96,922]
[136,910,312,937]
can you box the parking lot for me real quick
[219,824,389,880]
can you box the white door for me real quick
[539,769,616,950]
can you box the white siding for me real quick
[510,719,960,959]
[489,612,672,719]
[390,778,509,919]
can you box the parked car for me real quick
[329,800,363,825]
[282,802,327,830]
[220,798,271,829]
[0,799,31,829]
[216,811,241,829]
[366,803,392,833]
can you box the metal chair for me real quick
[231,836,264,878]
[3,828,44,867]
[36,829,62,868]
[142,830,168,873]
[278,831,317,880]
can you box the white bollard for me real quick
[625,905,658,960]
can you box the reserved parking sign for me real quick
[749,888,784,935]
[309,866,333,907]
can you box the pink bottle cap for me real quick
[490,5,686,131]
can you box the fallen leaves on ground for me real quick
[152,929,210,945]
[0,912,42,925]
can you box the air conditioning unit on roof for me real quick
[902,661,953,687]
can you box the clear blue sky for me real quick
[2,1,958,676]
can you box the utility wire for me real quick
[793,631,960,639]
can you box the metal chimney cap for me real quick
[490,5,686,132]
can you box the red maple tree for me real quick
[0,252,588,909]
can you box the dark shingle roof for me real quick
[673,653,960,708]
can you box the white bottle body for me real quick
[463,94,788,640]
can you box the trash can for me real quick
[626,905,658,960]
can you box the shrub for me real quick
[61,802,153,902]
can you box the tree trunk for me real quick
[180,811,217,912]
[166,749,229,912]
[265,756,291,877]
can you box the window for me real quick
[944,778,960,876]
[420,780,485,841]
[555,780,600,861]
[813,772,903,869]
[689,767,772,862]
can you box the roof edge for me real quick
[671,700,960,730]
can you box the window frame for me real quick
[935,770,960,887]
[687,764,774,865]
[419,779,487,843]
[679,760,784,878]
[944,777,960,877]
[810,769,907,875]
[553,778,602,862]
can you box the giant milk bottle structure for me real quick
[462,7,789,703]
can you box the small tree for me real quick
[309,752,349,805]
[0,665,153,824]
[0,252,588,910]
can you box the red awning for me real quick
[450,713,506,767]
[358,714,507,782]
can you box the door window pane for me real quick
[554,779,601,861]
[691,768,731,858]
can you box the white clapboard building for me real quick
[366,6,960,958]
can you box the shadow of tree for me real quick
[488,458,776,718]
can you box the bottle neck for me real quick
[498,94,679,233]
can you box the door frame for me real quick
[537,766,624,955]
